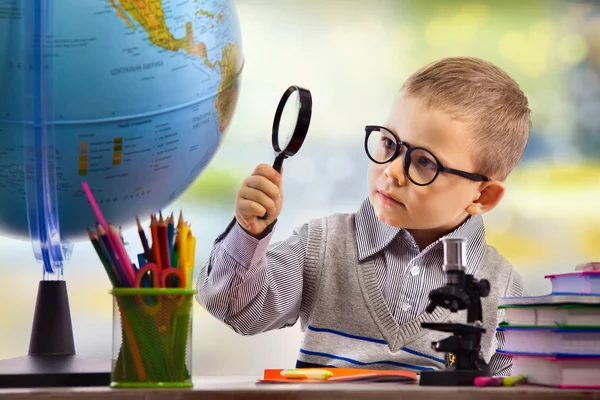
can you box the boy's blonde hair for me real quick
[401,57,531,181]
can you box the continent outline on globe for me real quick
[108,0,243,132]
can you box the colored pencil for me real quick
[186,233,196,288]
[137,253,146,269]
[171,250,179,276]
[167,213,175,257]
[150,215,162,270]
[177,210,184,231]
[116,298,147,381]
[177,223,189,269]
[87,203,198,290]
[177,223,191,288]
[88,227,119,287]
[96,224,125,286]
[157,214,170,269]
[108,224,135,286]
[82,182,110,232]
[171,211,182,265]
[82,182,135,286]
[136,216,153,263]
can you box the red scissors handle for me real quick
[134,263,159,288]
[134,263,185,288]
[159,268,185,288]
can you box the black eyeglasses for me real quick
[364,125,491,186]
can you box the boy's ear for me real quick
[465,180,505,215]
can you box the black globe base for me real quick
[0,354,111,388]
[0,280,110,388]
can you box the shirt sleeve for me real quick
[489,326,511,376]
[488,269,525,376]
[195,218,309,335]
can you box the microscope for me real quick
[419,237,491,386]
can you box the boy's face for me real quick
[367,94,502,236]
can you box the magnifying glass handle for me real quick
[272,154,285,173]
[259,155,286,220]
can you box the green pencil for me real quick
[88,227,119,287]
[171,250,179,272]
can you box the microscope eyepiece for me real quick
[443,237,466,272]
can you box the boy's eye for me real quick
[416,156,436,169]
[380,137,395,149]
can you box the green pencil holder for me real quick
[109,288,197,388]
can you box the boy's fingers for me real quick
[253,163,282,184]
[239,187,277,214]
[245,175,280,201]
[237,199,267,220]
[235,163,284,235]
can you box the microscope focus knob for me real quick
[478,279,490,297]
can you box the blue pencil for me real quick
[137,253,147,269]
[97,225,127,286]
[167,212,175,259]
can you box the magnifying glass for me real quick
[260,85,312,220]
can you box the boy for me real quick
[196,56,529,376]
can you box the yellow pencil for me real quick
[185,232,196,288]
[177,224,190,267]
[177,210,184,231]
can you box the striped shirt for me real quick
[197,197,512,374]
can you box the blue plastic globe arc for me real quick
[0,0,244,279]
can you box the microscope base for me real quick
[419,368,489,386]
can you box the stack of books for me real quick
[497,262,600,388]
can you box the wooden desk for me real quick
[0,377,598,400]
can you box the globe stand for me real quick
[0,280,110,388]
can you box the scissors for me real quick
[133,263,185,336]
[134,262,185,288]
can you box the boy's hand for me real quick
[235,163,283,237]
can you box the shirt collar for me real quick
[354,197,487,273]
[355,198,401,261]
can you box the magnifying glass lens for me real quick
[277,90,300,150]
[260,85,311,221]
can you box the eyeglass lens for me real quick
[366,127,439,185]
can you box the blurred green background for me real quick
[2,0,600,377]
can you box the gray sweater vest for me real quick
[297,212,524,371]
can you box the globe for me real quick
[0,0,243,274]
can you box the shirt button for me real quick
[401,303,411,312]
[410,266,420,276]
